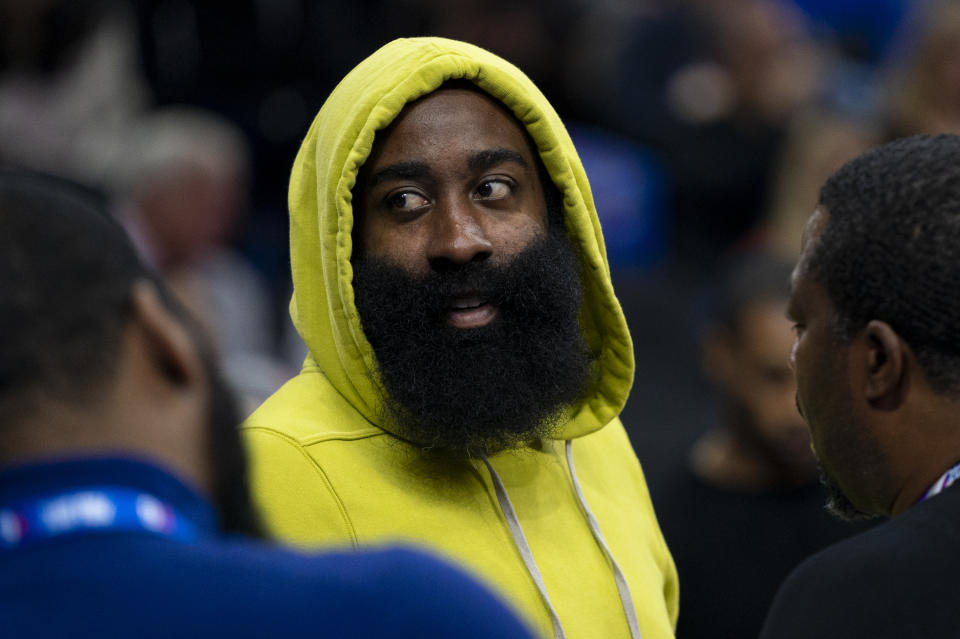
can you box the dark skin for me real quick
[355,87,549,330]
[788,206,960,516]
[1,282,216,497]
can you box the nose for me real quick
[427,197,493,270]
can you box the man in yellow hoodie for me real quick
[243,37,678,639]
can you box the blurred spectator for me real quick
[120,107,247,269]
[651,249,872,639]
[128,0,433,292]
[0,0,147,192]
[118,107,293,412]
[585,0,824,271]
[885,0,960,137]
[761,107,879,259]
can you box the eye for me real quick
[474,179,512,200]
[386,191,429,211]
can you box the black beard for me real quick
[352,228,594,457]
[818,463,877,522]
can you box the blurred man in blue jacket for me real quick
[0,170,534,639]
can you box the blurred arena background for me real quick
[0,0,948,486]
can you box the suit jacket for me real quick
[760,481,960,638]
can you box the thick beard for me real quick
[818,463,877,522]
[352,228,594,457]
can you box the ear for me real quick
[862,320,905,407]
[129,280,203,391]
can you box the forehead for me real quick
[366,88,536,167]
[788,207,839,324]
[791,206,829,287]
[800,206,828,252]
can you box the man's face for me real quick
[356,87,549,327]
[718,300,814,474]
[350,87,592,455]
[787,208,880,519]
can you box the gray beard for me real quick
[818,463,878,522]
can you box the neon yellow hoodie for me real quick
[243,37,678,639]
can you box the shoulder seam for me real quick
[242,423,385,447]
[244,426,359,547]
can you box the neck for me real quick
[1,398,111,467]
[890,458,960,516]
[2,393,210,499]
[884,394,960,516]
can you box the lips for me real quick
[446,294,497,328]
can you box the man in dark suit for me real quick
[760,134,960,638]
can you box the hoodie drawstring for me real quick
[481,453,567,639]
[565,439,642,639]
[482,441,643,639]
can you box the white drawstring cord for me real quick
[480,453,567,639]
[565,439,643,639]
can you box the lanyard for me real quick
[0,486,197,549]
[920,462,960,503]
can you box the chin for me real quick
[818,464,878,521]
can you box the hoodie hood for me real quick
[288,37,634,440]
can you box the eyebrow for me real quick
[468,148,528,171]
[366,149,529,189]
[367,162,432,188]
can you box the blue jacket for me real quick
[0,457,534,638]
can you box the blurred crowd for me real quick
[2,1,957,635]
[1,0,949,355]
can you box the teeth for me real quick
[450,297,484,310]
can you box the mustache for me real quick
[353,230,567,320]
[408,260,511,309]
